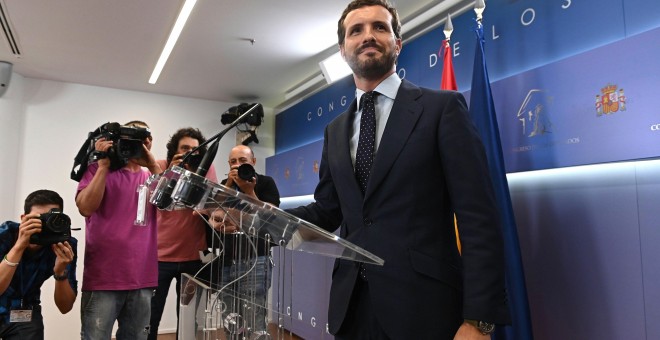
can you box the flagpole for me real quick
[469,0,534,338]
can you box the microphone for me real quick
[195,139,218,177]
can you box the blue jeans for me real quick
[0,306,44,340]
[149,260,202,340]
[80,289,152,340]
[218,255,272,335]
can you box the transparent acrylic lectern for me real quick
[146,166,384,340]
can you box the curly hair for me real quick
[166,127,207,164]
[24,189,63,214]
[337,0,401,46]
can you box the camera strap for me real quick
[70,125,105,182]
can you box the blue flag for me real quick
[469,22,534,340]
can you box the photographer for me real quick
[0,190,77,339]
[207,145,280,337]
[76,120,162,340]
[149,127,217,340]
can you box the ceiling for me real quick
[0,0,471,109]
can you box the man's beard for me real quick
[346,44,397,80]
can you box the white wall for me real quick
[0,73,25,221]
[0,73,275,339]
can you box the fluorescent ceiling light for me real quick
[148,0,198,84]
[319,52,352,85]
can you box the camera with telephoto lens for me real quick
[30,208,72,245]
[237,163,256,182]
[91,122,152,170]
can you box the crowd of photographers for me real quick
[1,121,277,339]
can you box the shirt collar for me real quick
[355,72,401,104]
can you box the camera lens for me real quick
[237,164,256,182]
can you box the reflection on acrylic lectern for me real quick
[146,166,383,340]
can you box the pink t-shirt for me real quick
[77,162,158,291]
[155,160,218,262]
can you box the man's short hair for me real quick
[166,127,208,164]
[24,189,63,214]
[337,0,401,46]
[124,120,149,128]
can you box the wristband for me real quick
[3,255,19,267]
[53,269,68,281]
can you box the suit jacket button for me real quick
[363,219,372,226]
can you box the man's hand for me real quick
[16,213,43,251]
[133,139,162,174]
[225,166,257,198]
[209,209,241,234]
[453,322,491,340]
[52,241,74,276]
[169,152,186,169]
[94,137,113,169]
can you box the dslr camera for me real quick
[30,208,72,245]
[92,122,152,170]
[182,151,204,171]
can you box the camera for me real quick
[182,151,204,171]
[30,208,72,245]
[91,122,152,170]
[237,163,256,182]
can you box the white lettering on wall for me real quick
[429,53,438,67]
[521,8,536,26]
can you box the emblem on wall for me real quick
[596,84,627,116]
[516,89,554,137]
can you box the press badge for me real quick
[135,184,149,226]
[10,308,32,322]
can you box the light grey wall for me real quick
[0,73,275,339]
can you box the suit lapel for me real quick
[364,80,423,201]
[332,99,363,196]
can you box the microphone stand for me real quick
[182,103,263,175]
[170,103,263,207]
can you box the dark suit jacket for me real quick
[288,80,510,338]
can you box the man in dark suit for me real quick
[286,0,510,339]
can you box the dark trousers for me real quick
[334,279,391,340]
[148,260,202,340]
[0,306,44,340]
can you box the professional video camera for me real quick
[91,122,151,170]
[221,103,263,127]
[71,122,152,182]
[30,208,72,245]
